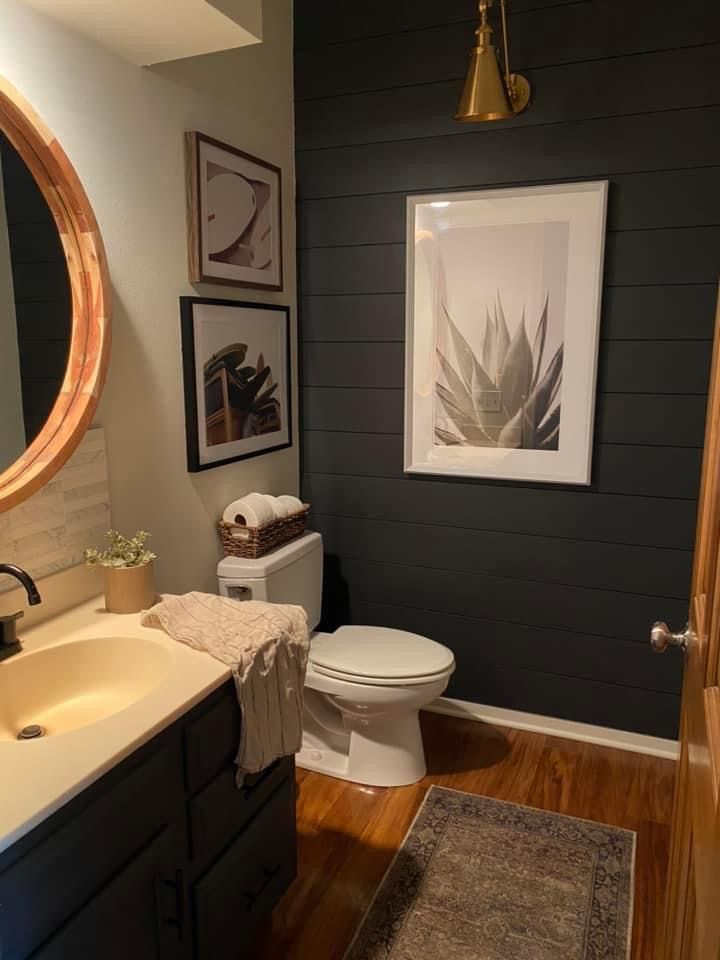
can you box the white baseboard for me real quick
[426,696,679,761]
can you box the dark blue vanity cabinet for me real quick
[0,682,296,959]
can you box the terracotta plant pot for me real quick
[102,561,156,614]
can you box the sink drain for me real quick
[17,724,46,741]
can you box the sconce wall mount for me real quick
[455,0,531,123]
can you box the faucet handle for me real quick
[0,610,24,654]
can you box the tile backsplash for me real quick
[0,428,111,591]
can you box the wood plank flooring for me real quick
[256,711,676,959]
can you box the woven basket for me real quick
[218,504,310,560]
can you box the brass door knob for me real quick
[650,621,690,654]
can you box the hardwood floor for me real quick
[256,712,676,959]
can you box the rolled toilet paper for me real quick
[265,495,291,519]
[222,493,275,528]
[277,495,304,514]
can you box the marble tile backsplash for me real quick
[0,428,111,591]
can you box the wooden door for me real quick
[660,284,720,959]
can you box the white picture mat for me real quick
[199,139,281,287]
[404,181,607,484]
[192,302,289,467]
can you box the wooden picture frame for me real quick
[185,132,283,291]
[180,297,292,472]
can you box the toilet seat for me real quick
[309,625,455,687]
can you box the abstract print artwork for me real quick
[405,182,607,484]
[181,298,291,472]
[186,132,283,290]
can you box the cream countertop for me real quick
[0,597,231,855]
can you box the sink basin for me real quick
[0,636,173,741]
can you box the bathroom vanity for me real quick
[0,604,297,960]
[0,681,295,959]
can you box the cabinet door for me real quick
[192,778,297,960]
[0,739,183,960]
[33,824,189,960]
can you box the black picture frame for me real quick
[180,297,292,473]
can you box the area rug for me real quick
[344,785,635,960]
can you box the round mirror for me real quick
[0,79,110,512]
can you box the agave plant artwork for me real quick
[435,293,562,451]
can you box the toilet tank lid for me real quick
[217,531,322,579]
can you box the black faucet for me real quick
[0,564,42,661]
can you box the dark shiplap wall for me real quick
[294,0,720,738]
[0,134,71,444]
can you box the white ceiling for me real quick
[19,0,263,65]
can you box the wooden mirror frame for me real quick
[0,78,111,513]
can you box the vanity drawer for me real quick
[184,683,240,792]
[190,756,293,864]
[0,737,184,959]
[193,777,297,960]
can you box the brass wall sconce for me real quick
[455,0,531,122]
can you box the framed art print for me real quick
[405,181,607,485]
[186,132,283,290]
[180,297,291,472]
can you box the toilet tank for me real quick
[217,531,323,631]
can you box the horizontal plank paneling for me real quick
[296,1,720,95]
[15,301,72,340]
[298,171,720,248]
[301,339,712,394]
[295,0,714,737]
[302,341,404,387]
[354,600,681,695]
[331,555,688,645]
[11,262,70,302]
[299,244,405,295]
[18,340,69,380]
[442,662,680,738]
[302,386,404,433]
[600,286,717,340]
[300,293,405,341]
[596,394,707,447]
[296,108,720,199]
[312,513,693,598]
[302,387,708,446]
[606,228,720,287]
[303,432,702,499]
[295,0,578,50]
[599,340,711,395]
[300,229,720,295]
[296,45,720,150]
[299,285,717,343]
[303,472,698,550]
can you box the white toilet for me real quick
[217,532,455,787]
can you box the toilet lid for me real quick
[309,625,455,682]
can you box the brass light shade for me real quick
[455,0,531,123]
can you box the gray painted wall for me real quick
[294,0,720,738]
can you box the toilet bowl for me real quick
[299,625,454,786]
[217,532,455,787]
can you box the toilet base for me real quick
[296,697,427,787]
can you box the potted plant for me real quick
[84,530,157,614]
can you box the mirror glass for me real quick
[0,131,71,476]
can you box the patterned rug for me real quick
[345,785,635,960]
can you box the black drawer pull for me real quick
[238,762,278,801]
[157,869,186,938]
[243,865,280,910]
